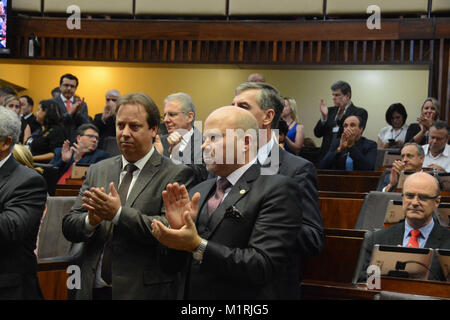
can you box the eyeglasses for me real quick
[82,134,99,141]
[163,112,185,118]
[402,192,439,202]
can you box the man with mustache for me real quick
[359,172,450,282]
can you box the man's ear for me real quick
[0,136,13,152]
[185,112,194,124]
[262,109,275,128]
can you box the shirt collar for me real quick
[257,131,276,165]
[404,218,435,241]
[220,157,257,187]
[179,127,194,151]
[23,113,32,120]
[60,94,73,104]
[121,146,155,172]
[424,143,450,158]
[0,153,12,170]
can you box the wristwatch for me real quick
[192,239,208,262]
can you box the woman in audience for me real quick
[377,103,408,149]
[281,97,304,155]
[25,99,65,163]
[12,144,44,174]
[405,97,440,145]
[3,94,31,144]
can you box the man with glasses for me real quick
[422,120,450,172]
[52,73,90,142]
[157,92,208,183]
[50,124,110,184]
[380,143,424,192]
[359,172,450,281]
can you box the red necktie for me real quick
[207,178,231,216]
[65,99,71,112]
[407,229,421,248]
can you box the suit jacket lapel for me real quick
[424,222,445,248]
[206,164,260,238]
[126,151,162,206]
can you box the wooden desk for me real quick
[302,278,450,300]
[318,170,383,177]
[65,178,83,185]
[318,174,380,193]
[301,228,366,283]
[319,197,364,229]
[55,184,81,196]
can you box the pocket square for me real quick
[225,205,242,219]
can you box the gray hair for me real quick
[164,92,196,123]
[331,80,352,98]
[235,82,284,129]
[106,89,121,98]
[403,142,425,157]
[0,106,21,150]
[431,120,449,137]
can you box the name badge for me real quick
[332,126,339,133]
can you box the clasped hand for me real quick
[82,182,122,224]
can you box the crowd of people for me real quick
[0,72,449,300]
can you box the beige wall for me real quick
[1,60,429,143]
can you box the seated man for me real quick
[319,115,377,171]
[50,124,110,184]
[0,107,47,299]
[358,172,450,282]
[380,143,424,192]
[422,121,450,172]
[151,106,303,299]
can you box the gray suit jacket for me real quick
[359,220,450,282]
[0,155,47,299]
[62,151,196,299]
[52,95,90,142]
[161,127,208,184]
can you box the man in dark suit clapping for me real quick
[314,80,368,161]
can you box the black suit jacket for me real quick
[161,127,208,184]
[184,164,303,299]
[52,95,90,142]
[23,114,41,134]
[262,144,324,257]
[93,113,116,150]
[0,155,47,299]
[314,103,368,161]
[359,221,450,282]
[319,136,377,171]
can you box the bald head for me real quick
[402,172,440,229]
[203,106,258,177]
[207,106,259,133]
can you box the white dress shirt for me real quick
[423,144,450,172]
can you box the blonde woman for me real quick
[281,97,305,155]
[12,144,44,174]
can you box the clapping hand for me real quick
[150,183,202,252]
[319,99,328,120]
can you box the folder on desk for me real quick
[71,163,89,179]
[369,245,433,280]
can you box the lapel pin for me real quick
[240,189,246,194]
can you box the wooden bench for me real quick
[317,174,380,193]
[319,197,364,229]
